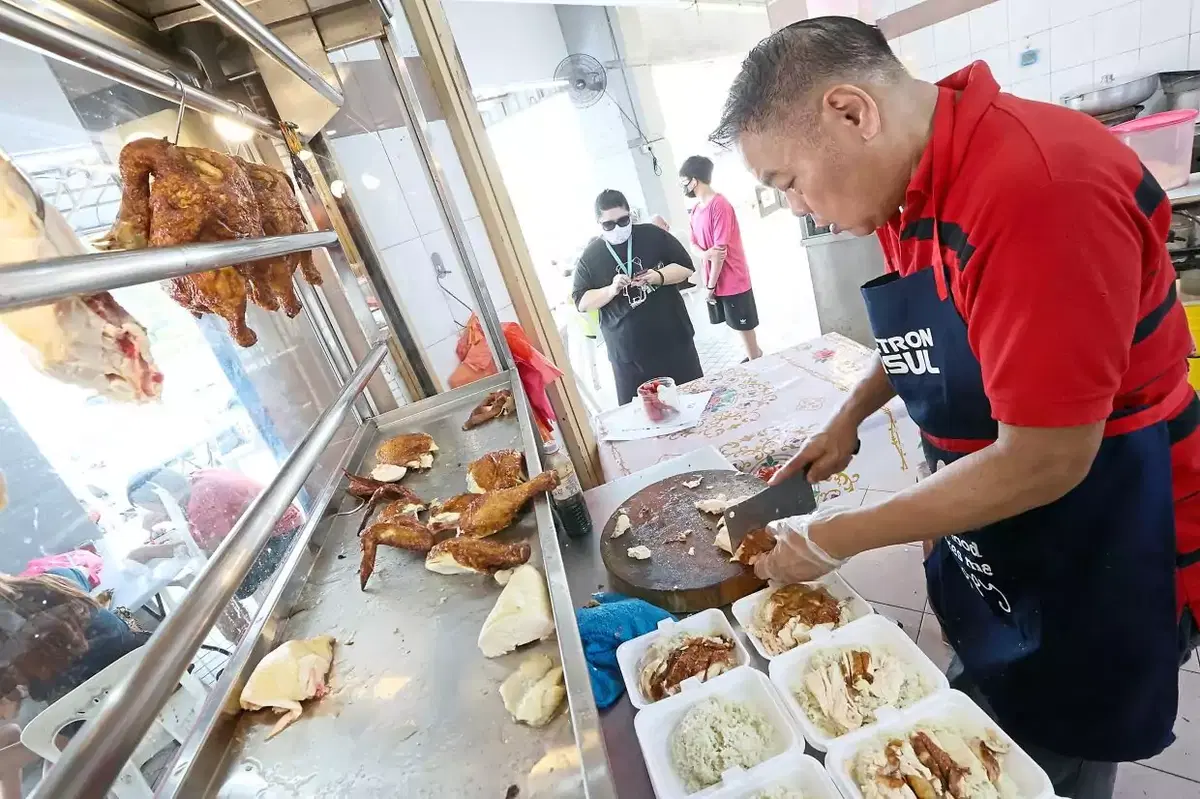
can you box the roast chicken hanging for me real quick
[100,138,320,347]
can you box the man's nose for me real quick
[784,190,810,217]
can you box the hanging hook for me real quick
[167,72,186,145]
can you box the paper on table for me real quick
[597,391,713,441]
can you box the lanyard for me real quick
[604,236,634,277]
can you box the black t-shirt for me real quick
[570,224,695,364]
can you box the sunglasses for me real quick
[600,214,632,231]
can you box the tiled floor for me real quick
[841,489,1200,796]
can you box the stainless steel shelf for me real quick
[196,0,344,107]
[0,0,282,138]
[30,340,389,799]
[0,230,339,312]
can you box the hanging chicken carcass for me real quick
[0,153,163,402]
[102,139,321,347]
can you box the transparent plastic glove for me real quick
[753,505,848,584]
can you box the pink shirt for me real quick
[689,193,751,297]
[187,469,303,550]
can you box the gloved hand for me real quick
[753,505,848,584]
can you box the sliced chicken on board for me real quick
[467,449,525,493]
[0,154,163,401]
[239,635,335,739]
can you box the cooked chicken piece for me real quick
[467,449,525,493]
[353,482,427,537]
[239,635,334,739]
[911,731,969,797]
[627,546,652,560]
[732,528,776,566]
[463,389,516,430]
[235,157,321,315]
[695,494,729,515]
[370,464,406,482]
[1,157,163,400]
[427,492,482,532]
[104,138,264,346]
[375,432,437,468]
[425,537,531,575]
[458,470,559,538]
[639,634,737,701]
[360,517,435,589]
[664,529,690,544]
[682,476,703,489]
[750,584,847,655]
[501,654,565,727]
[344,470,391,499]
[611,512,632,538]
[973,739,1002,786]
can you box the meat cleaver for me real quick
[724,440,860,554]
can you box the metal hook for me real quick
[167,72,187,145]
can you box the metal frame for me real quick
[377,34,513,373]
[194,0,345,107]
[0,0,283,139]
[0,230,339,312]
[30,341,388,799]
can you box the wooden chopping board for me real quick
[599,469,767,613]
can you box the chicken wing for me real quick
[463,389,515,430]
[351,481,427,537]
[360,517,435,590]
[467,449,525,493]
[375,432,437,469]
[458,470,559,539]
[425,537,531,575]
[105,138,263,347]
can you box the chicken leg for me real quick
[360,517,435,590]
[458,470,559,538]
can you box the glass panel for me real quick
[0,41,359,794]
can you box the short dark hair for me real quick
[711,16,906,147]
[679,155,714,184]
[594,189,629,218]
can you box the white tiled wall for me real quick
[329,124,514,390]
[881,0,1200,104]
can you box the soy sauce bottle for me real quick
[542,440,593,538]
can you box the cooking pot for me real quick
[1161,71,1200,113]
[1062,72,1160,115]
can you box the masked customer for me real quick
[680,155,763,361]
[571,190,703,404]
[715,17,1200,799]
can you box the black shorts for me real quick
[707,289,759,331]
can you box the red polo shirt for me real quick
[877,62,1193,436]
[878,62,1200,621]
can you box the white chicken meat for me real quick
[239,635,335,739]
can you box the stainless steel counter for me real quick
[171,372,615,798]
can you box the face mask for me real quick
[602,224,632,246]
[683,179,696,199]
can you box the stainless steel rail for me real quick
[30,340,389,799]
[0,0,282,138]
[196,0,344,107]
[0,231,338,313]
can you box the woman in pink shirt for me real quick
[681,155,763,360]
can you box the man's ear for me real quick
[823,85,882,141]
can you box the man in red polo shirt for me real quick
[712,17,1200,798]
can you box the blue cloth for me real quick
[575,592,673,709]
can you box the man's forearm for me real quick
[706,252,726,288]
[816,422,1104,558]
[836,357,896,427]
[659,264,694,285]
[577,286,617,312]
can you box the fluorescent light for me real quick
[213,115,255,143]
[361,173,381,190]
[330,179,346,198]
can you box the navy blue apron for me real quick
[861,264,1178,761]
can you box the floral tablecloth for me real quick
[598,333,925,503]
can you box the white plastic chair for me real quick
[20,648,207,799]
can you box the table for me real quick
[600,332,925,502]
[565,333,927,798]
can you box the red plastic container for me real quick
[638,377,679,423]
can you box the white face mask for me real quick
[602,224,632,246]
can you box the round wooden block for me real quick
[599,469,767,614]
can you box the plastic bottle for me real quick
[542,440,593,538]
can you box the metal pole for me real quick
[30,341,388,799]
[0,0,282,138]
[0,231,338,312]
[195,0,344,107]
